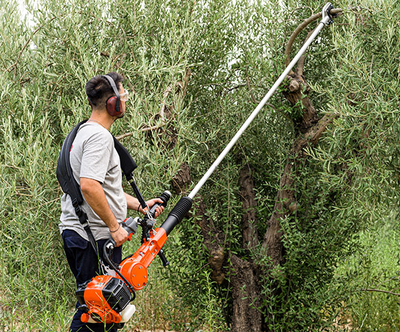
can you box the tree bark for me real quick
[239,163,259,251]
[172,161,264,332]
[230,254,263,332]
[262,67,337,268]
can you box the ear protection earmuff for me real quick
[102,75,122,116]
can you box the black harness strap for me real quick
[57,120,99,252]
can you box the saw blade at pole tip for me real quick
[188,3,337,200]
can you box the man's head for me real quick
[85,72,128,117]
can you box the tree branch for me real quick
[239,163,259,251]
[115,122,167,140]
[160,84,173,119]
[246,76,258,104]
[284,8,342,68]
[141,123,166,132]
[115,132,133,140]
[305,112,339,145]
[361,288,400,297]
[297,29,314,76]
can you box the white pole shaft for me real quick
[188,15,331,199]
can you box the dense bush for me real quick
[1,0,400,331]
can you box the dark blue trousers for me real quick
[62,230,122,332]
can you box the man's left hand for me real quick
[142,198,165,217]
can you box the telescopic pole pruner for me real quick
[188,2,338,200]
[159,3,339,236]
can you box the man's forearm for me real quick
[124,192,141,211]
[125,192,165,217]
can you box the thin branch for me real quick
[141,123,165,132]
[115,132,133,140]
[297,29,314,76]
[180,68,191,101]
[221,83,247,99]
[284,8,342,68]
[115,124,167,140]
[160,84,173,119]
[226,83,247,92]
[361,288,400,297]
[6,17,56,73]
[246,76,258,104]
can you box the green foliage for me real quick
[1,0,197,329]
[178,0,400,330]
[2,0,400,330]
[335,219,400,331]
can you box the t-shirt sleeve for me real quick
[79,131,113,184]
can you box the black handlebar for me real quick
[160,196,193,235]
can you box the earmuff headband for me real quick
[102,75,121,114]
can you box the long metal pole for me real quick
[188,4,335,199]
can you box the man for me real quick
[59,72,164,332]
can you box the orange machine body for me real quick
[79,227,168,324]
[81,275,123,324]
[118,227,167,290]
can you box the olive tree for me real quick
[1,0,399,331]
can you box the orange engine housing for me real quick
[76,275,131,324]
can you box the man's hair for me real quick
[85,72,124,108]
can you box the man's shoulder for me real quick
[78,123,113,146]
[78,122,111,137]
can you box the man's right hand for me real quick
[110,224,129,247]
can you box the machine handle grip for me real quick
[107,217,139,248]
[158,249,169,267]
[160,196,193,235]
[145,190,171,219]
[122,217,139,241]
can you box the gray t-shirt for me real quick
[59,122,127,241]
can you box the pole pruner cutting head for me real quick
[322,3,338,25]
